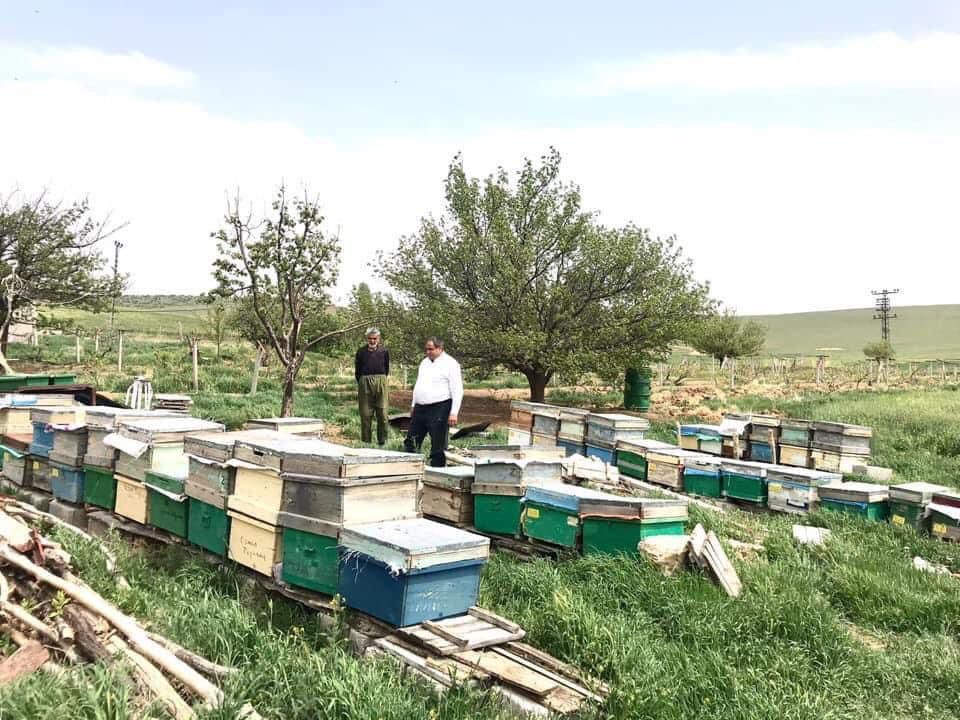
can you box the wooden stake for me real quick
[249,346,263,395]
[94,330,100,353]
[75,333,81,364]
[117,331,124,373]
[191,339,199,393]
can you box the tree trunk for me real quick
[280,359,302,417]
[524,369,551,403]
[249,346,263,395]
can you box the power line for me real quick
[871,288,899,342]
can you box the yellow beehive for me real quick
[779,445,811,468]
[228,464,283,524]
[228,511,283,576]
[115,474,148,524]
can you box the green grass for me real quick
[4,332,960,719]
[746,304,960,361]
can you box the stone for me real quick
[638,535,690,576]
[48,498,88,531]
[793,524,831,546]
[725,538,765,562]
[912,556,950,576]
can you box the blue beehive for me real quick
[49,462,85,503]
[585,444,616,465]
[749,441,775,463]
[30,421,54,457]
[557,439,586,457]
[337,518,489,627]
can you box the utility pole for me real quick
[110,239,123,331]
[871,288,899,342]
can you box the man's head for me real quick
[366,327,381,348]
[424,336,444,361]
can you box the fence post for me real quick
[75,333,81,364]
[117,330,124,373]
[192,338,199,392]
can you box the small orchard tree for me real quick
[0,191,125,370]
[863,340,895,361]
[204,298,229,360]
[380,149,711,401]
[212,186,369,415]
[689,310,766,365]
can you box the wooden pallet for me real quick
[81,506,607,717]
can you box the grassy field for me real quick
[2,335,960,719]
[745,304,960,361]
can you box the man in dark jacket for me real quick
[355,327,390,446]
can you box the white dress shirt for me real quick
[411,352,464,415]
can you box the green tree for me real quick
[863,340,895,361]
[0,191,125,368]
[689,310,766,365]
[212,185,368,415]
[205,298,229,360]
[380,149,710,401]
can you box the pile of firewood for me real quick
[0,498,261,719]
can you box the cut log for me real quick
[0,543,262,720]
[62,604,111,662]
[147,631,237,678]
[106,635,195,720]
[0,640,49,685]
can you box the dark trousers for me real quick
[357,374,388,445]
[404,400,451,467]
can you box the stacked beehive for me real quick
[108,417,225,526]
[556,407,590,456]
[677,424,722,454]
[747,415,780,463]
[152,394,192,413]
[472,458,564,536]
[31,406,87,522]
[530,405,561,447]
[644,446,699,491]
[585,413,649,465]
[766,466,841,514]
[421,465,475,526]
[888,482,950,531]
[228,436,422,598]
[614,438,676,482]
[818,481,889,520]
[507,401,539,446]
[810,422,872,473]
[778,420,813,468]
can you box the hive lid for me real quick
[340,518,489,572]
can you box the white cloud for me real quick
[557,32,960,96]
[0,44,194,89]
[0,47,958,316]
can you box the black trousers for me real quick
[403,400,451,467]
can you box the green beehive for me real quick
[616,450,647,480]
[145,471,188,538]
[187,498,231,556]
[473,484,525,536]
[83,466,117,509]
[281,527,339,595]
[888,501,927,531]
[521,502,580,548]
[723,473,767,503]
[582,516,686,556]
[821,498,888,521]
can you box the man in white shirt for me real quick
[403,336,464,467]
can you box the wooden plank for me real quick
[453,650,559,697]
[689,523,707,570]
[373,638,455,688]
[469,606,523,634]
[543,686,586,714]
[703,531,742,598]
[422,621,470,649]
[502,642,611,698]
[0,641,49,686]
[491,647,603,704]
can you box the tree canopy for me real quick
[211,185,367,414]
[688,309,767,363]
[380,149,711,400]
[863,340,895,361]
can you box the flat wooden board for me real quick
[454,649,560,697]
[399,608,525,655]
[0,641,49,686]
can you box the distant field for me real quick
[746,304,960,361]
[46,304,209,335]
[45,302,960,362]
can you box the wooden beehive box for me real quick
[113,441,191,482]
[811,421,872,456]
[422,466,475,525]
[242,417,326,435]
[531,406,561,438]
[508,401,542,432]
[780,419,813,448]
[228,510,283,576]
[506,428,531,446]
[645,448,697,490]
[29,457,53,493]
[50,428,88,468]
[31,405,87,427]
[2,451,32,487]
[234,436,422,478]
[557,407,590,442]
[117,417,225,445]
[472,459,564,487]
[187,456,234,498]
[278,472,420,532]
[766,466,841,514]
[465,445,566,461]
[227,460,284,525]
[115,474,149,525]
[184,429,287,463]
[586,413,650,448]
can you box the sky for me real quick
[1,1,959,314]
